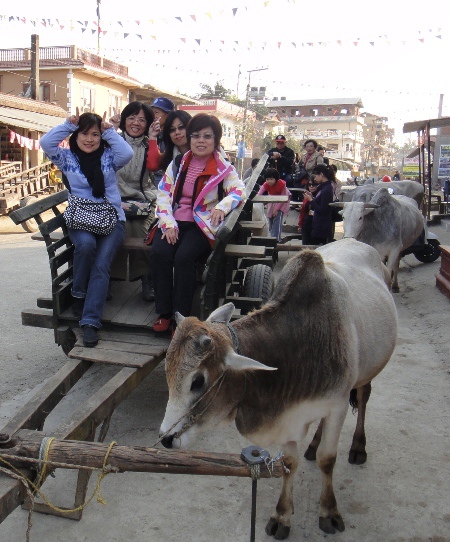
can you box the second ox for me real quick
[159,238,397,540]
[331,187,424,292]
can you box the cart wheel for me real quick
[414,239,441,263]
[242,264,275,307]
[20,196,39,233]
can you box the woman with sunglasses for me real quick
[298,180,318,244]
[302,164,336,245]
[146,110,192,178]
[149,113,246,333]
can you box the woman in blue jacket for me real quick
[40,108,133,347]
[302,164,335,245]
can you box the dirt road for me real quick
[0,215,449,542]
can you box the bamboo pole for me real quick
[2,437,283,479]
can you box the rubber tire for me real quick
[242,264,275,306]
[20,196,39,233]
[413,239,441,263]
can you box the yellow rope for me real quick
[0,439,118,514]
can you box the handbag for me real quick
[64,194,118,235]
[121,199,153,219]
[331,202,343,222]
[293,166,308,188]
[144,218,159,246]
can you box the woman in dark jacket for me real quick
[303,164,335,245]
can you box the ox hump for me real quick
[272,249,328,306]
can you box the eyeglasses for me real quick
[190,133,214,140]
[169,125,185,133]
[126,116,147,124]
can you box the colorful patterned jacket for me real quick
[155,150,246,243]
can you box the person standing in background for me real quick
[267,135,295,186]
[147,97,176,186]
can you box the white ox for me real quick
[332,187,424,292]
[341,180,424,207]
[160,239,397,539]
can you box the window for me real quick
[21,82,51,101]
[80,86,96,113]
[0,75,2,93]
[327,107,333,113]
[310,108,318,116]
[108,93,122,118]
[341,108,348,115]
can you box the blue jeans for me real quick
[269,211,284,242]
[69,221,125,329]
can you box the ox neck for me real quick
[226,322,240,353]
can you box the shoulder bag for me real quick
[64,194,118,235]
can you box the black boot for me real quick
[82,325,98,347]
[141,275,154,302]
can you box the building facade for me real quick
[0,45,143,117]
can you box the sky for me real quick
[1,0,450,144]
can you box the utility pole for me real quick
[30,34,39,100]
[241,67,268,176]
[97,0,101,54]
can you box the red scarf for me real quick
[263,178,286,195]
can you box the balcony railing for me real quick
[0,46,129,78]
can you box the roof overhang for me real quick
[406,140,435,158]
[0,106,64,132]
[403,117,450,133]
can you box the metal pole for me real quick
[241,67,268,177]
[97,0,101,55]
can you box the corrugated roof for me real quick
[0,92,67,117]
[267,98,364,108]
[0,106,65,132]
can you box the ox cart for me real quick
[0,161,63,233]
[0,156,284,538]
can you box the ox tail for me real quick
[349,388,358,412]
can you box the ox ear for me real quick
[224,351,277,372]
[206,302,235,324]
[174,312,186,326]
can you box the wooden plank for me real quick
[52,361,163,441]
[68,345,157,367]
[239,220,265,230]
[100,330,170,347]
[252,195,289,203]
[224,244,266,257]
[21,308,54,329]
[0,360,91,443]
[9,190,68,224]
[74,339,167,358]
[31,230,64,243]
[0,471,31,524]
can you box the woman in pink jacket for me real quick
[150,114,246,333]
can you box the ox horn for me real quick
[329,202,344,208]
[363,203,381,209]
[224,351,277,372]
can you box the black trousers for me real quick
[150,221,211,317]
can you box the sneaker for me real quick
[82,325,98,347]
[72,298,85,319]
[153,316,172,333]
[142,275,155,302]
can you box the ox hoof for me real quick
[348,449,367,465]
[304,445,317,461]
[265,518,291,540]
[319,514,345,534]
[392,286,399,293]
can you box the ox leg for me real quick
[265,440,299,540]
[316,405,347,534]
[387,251,401,293]
[304,418,324,461]
[348,382,372,465]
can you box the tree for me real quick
[197,81,232,100]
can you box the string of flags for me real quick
[0,14,444,47]
[9,130,69,149]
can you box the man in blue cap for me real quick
[149,97,175,185]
